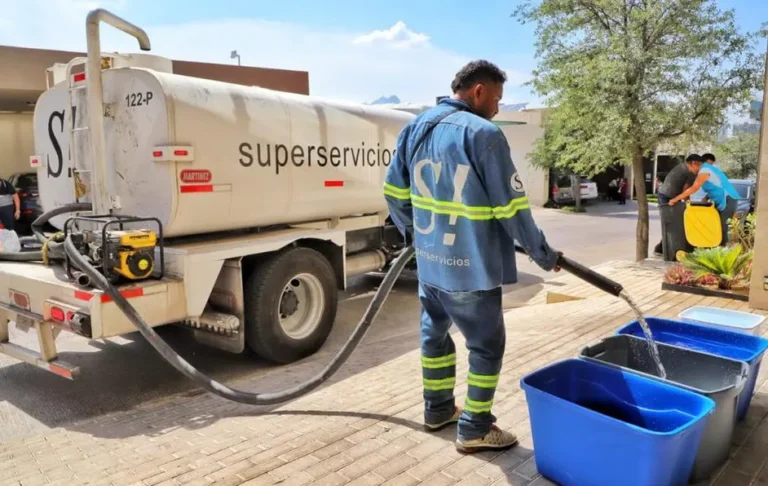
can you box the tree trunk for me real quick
[632,146,649,261]
[570,175,582,212]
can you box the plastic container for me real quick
[659,202,689,261]
[580,335,748,482]
[678,306,765,336]
[520,358,715,486]
[617,317,768,421]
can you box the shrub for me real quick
[680,244,753,290]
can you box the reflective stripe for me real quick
[467,372,500,389]
[384,188,530,221]
[423,377,456,391]
[493,198,530,219]
[421,353,457,369]
[411,194,494,214]
[464,397,494,414]
[383,183,411,200]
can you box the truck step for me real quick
[0,342,80,380]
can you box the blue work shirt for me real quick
[383,98,558,292]
[700,163,740,211]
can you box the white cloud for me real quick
[353,21,429,49]
[0,0,537,105]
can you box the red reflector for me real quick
[180,184,213,193]
[74,290,92,301]
[581,185,588,189]
[23,210,33,215]
[49,364,73,379]
[100,288,144,303]
[73,73,86,83]
[75,288,144,302]
[174,149,189,156]
[50,307,65,322]
[325,180,344,187]
[152,150,163,157]
[66,311,75,322]
[11,291,29,310]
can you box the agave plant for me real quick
[664,264,696,286]
[680,244,753,290]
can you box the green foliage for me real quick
[728,212,757,250]
[679,244,753,290]
[715,131,761,179]
[512,0,765,259]
[514,0,763,175]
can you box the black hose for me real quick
[514,245,624,298]
[0,250,44,261]
[64,235,415,405]
[32,202,92,244]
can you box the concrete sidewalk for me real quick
[1,261,767,486]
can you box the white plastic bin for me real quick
[679,306,765,336]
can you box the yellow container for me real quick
[684,202,722,249]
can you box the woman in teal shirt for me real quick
[669,153,740,246]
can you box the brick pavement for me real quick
[2,261,768,485]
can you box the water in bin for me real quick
[581,334,748,482]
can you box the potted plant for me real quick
[679,244,753,295]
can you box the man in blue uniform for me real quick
[383,60,561,453]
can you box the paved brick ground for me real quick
[1,260,768,485]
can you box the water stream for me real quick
[620,290,667,379]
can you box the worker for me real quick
[669,153,740,247]
[383,60,561,453]
[653,156,697,259]
[0,177,20,232]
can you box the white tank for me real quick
[32,63,415,237]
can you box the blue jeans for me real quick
[419,281,505,441]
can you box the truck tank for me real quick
[32,61,415,237]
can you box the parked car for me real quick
[8,172,41,229]
[551,174,599,205]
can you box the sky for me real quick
[0,0,766,109]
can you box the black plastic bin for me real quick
[580,334,748,483]
[659,202,688,261]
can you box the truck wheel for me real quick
[244,247,337,364]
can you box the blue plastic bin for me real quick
[617,317,768,421]
[520,358,715,486]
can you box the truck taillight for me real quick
[9,290,30,310]
[174,149,189,156]
[50,307,66,322]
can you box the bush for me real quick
[728,212,756,250]
[679,244,753,290]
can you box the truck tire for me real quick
[244,247,337,364]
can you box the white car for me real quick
[578,177,599,200]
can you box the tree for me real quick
[715,131,760,179]
[513,0,764,261]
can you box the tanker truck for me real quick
[0,10,416,378]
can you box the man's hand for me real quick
[669,198,678,207]
[553,252,563,272]
[14,209,20,220]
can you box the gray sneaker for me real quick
[455,425,518,453]
[424,406,462,432]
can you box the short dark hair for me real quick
[451,60,507,93]
[686,154,702,163]
[701,153,716,163]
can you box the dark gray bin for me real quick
[659,202,689,261]
[580,334,748,483]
